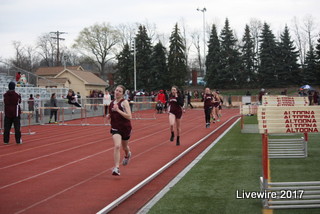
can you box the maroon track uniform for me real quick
[203,93,213,125]
[109,99,132,140]
[212,95,220,108]
[168,94,183,119]
[203,94,214,109]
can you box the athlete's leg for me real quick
[112,134,122,168]
[176,118,181,145]
[121,139,130,157]
[176,118,181,136]
[169,113,176,141]
[169,113,176,131]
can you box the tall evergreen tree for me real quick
[135,25,152,90]
[115,43,134,89]
[315,36,320,84]
[278,25,300,85]
[219,18,242,88]
[258,22,279,87]
[303,46,317,84]
[205,24,221,88]
[150,41,169,90]
[240,25,256,87]
[168,23,187,88]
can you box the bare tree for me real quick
[37,33,56,66]
[190,30,202,73]
[142,19,158,43]
[11,41,38,72]
[249,18,262,68]
[179,18,192,75]
[303,15,317,49]
[292,17,308,67]
[117,23,137,48]
[73,22,120,77]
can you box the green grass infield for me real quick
[148,118,320,214]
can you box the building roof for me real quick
[35,66,83,76]
[56,69,107,86]
[38,78,69,86]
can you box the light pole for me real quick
[197,7,206,76]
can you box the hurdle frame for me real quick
[131,101,157,120]
[83,103,110,126]
[0,111,36,135]
[258,106,320,209]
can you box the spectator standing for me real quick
[258,88,265,104]
[186,91,193,109]
[103,90,112,116]
[34,94,40,123]
[49,93,58,124]
[28,94,35,112]
[15,72,21,82]
[3,82,22,144]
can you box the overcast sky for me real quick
[0,0,319,59]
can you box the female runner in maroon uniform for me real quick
[203,87,214,128]
[107,85,132,176]
[211,91,221,122]
[168,86,184,146]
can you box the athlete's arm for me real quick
[115,100,132,120]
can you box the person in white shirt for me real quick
[103,90,112,116]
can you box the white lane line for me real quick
[137,117,240,213]
[9,117,204,213]
[0,116,200,189]
[97,115,240,214]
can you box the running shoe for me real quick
[4,142,9,145]
[122,152,132,166]
[112,167,120,176]
[176,136,180,146]
[206,123,210,128]
[170,132,174,141]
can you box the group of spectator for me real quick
[15,72,28,86]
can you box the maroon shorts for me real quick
[110,126,132,140]
[169,109,182,119]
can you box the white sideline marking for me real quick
[137,117,240,213]
[5,117,204,213]
[96,116,240,214]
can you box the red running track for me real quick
[0,108,239,214]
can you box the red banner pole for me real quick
[262,132,269,179]
[304,132,308,141]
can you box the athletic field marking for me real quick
[0,127,104,157]
[0,139,109,170]
[14,170,108,214]
[0,115,203,190]
[0,149,110,190]
[7,115,210,213]
[137,117,240,213]
[0,115,171,158]
[97,115,240,214]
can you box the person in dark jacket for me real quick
[3,82,22,144]
[49,93,58,124]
